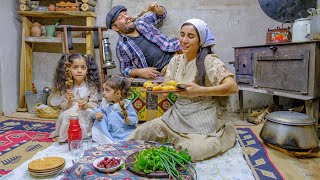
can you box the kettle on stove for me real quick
[292,18,311,42]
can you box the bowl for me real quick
[27,1,39,10]
[92,156,123,173]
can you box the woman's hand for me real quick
[95,112,103,120]
[175,82,204,98]
[78,100,88,110]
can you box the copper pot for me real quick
[259,111,319,150]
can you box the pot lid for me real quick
[265,111,315,125]
[295,17,311,21]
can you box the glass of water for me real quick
[70,140,83,161]
[82,138,92,152]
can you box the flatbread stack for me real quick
[28,157,65,177]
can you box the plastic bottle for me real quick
[68,113,82,150]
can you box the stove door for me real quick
[253,48,310,94]
[235,52,253,85]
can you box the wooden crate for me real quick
[128,86,177,121]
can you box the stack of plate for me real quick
[28,157,65,177]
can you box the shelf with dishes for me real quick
[17,7,97,111]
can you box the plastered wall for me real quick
[2,0,290,115]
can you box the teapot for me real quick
[292,18,311,42]
[45,19,62,37]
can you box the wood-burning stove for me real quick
[233,41,320,125]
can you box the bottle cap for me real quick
[69,113,79,118]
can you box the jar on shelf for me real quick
[48,4,56,11]
[31,22,42,37]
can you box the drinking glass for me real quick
[70,140,83,161]
[82,137,92,152]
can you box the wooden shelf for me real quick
[18,11,96,18]
[25,36,85,44]
[17,10,97,109]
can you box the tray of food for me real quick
[141,80,186,93]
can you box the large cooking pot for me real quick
[259,111,319,150]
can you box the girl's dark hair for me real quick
[104,76,131,98]
[53,53,101,93]
[181,23,214,86]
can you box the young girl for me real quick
[91,76,138,144]
[50,53,101,142]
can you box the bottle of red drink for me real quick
[68,113,82,150]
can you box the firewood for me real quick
[20,3,31,11]
[81,3,95,12]
[82,0,96,7]
[247,102,278,124]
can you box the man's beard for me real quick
[123,23,136,34]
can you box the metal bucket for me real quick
[25,91,48,114]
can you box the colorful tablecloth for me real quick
[3,139,254,180]
[62,140,191,179]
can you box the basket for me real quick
[35,103,61,119]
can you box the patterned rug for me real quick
[237,127,285,180]
[0,119,55,177]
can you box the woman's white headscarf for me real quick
[184,19,215,48]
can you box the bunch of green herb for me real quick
[133,145,196,179]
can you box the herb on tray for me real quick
[133,145,196,179]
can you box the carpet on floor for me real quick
[0,119,285,179]
[0,119,55,176]
[237,127,285,180]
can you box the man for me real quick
[106,2,180,79]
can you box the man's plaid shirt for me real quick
[115,10,181,77]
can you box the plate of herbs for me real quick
[125,145,196,179]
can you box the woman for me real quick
[128,19,239,161]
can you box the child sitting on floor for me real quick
[91,76,138,144]
[50,53,101,142]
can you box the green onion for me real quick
[133,145,197,179]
